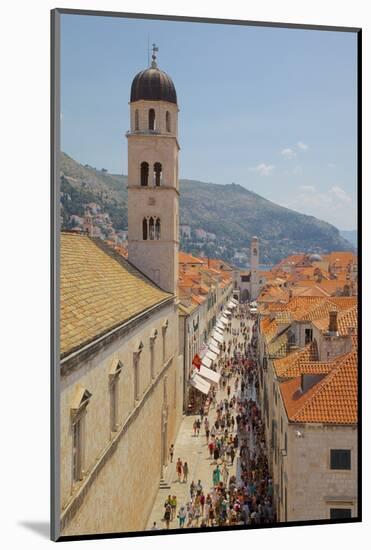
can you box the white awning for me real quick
[212,332,224,344]
[189,373,210,395]
[227,300,237,309]
[209,342,220,355]
[219,316,229,325]
[199,343,208,358]
[199,366,221,384]
[205,350,218,362]
[201,356,212,368]
[215,321,225,330]
[214,326,224,335]
[230,297,238,305]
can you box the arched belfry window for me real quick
[149,108,155,131]
[143,218,148,240]
[154,162,162,186]
[155,218,161,240]
[140,162,149,186]
[149,217,155,240]
[134,109,139,131]
[144,217,160,240]
[166,111,171,132]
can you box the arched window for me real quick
[142,218,148,240]
[154,162,162,186]
[149,217,155,240]
[166,111,171,132]
[149,108,155,130]
[140,162,149,186]
[155,218,161,240]
[134,109,139,131]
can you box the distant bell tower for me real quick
[250,236,259,300]
[126,45,180,294]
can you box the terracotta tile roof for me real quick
[260,317,278,339]
[267,329,290,358]
[60,233,172,357]
[179,251,205,265]
[192,294,206,305]
[291,285,331,298]
[280,350,357,424]
[313,304,358,335]
[274,341,319,377]
[275,311,293,324]
[327,251,357,267]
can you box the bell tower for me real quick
[126,46,180,294]
[250,236,259,300]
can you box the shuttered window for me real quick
[330,449,351,470]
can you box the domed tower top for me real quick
[130,44,177,105]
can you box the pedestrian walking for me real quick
[169,444,174,463]
[212,465,221,486]
[176,458,183,482]
[193,420,197,437]
[164,503,172,529]
[170,495,177,520]
[183,461,189,483]
[178,505,186,528]
[196,419,201,436]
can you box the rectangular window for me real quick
[330,508,352,519]
[110,378,119,432]
[72,419,83,482]
[162,321,169,363]
[150,344,155,379]
[330,449,351,470]
[305,328,313,344]
[134,355,140,401]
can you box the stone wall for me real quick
[283,423,358,521]
[60,300,182,536]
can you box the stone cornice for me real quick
[60,297,174,375]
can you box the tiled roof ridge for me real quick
[93,236,174,295]
[274,340,319,377]
[291,349,357,423]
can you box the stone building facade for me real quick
[257,295,358,523]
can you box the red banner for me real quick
[192,354,201,370]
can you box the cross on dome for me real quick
[151,43,159,68]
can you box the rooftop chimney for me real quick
[328,310,338,333]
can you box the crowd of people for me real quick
[151,305,275,530]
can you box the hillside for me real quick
[60,152,354,265]
[340,230,357,249]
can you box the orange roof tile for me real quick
[179,251,205,265]
[280,350,357,424]
[274,341,319,377]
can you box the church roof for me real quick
[130,65,177,104]
[60,233,172,358]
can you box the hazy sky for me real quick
[61,14,358,230]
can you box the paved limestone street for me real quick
[146,308,274,531]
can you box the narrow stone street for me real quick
[146,312,270,531]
